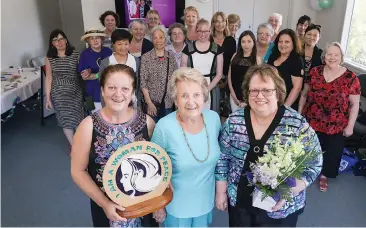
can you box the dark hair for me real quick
[99,10,120,27]
[235,30,257,65]
[168,23,187,38]
[46,29,75,58]
[297,15,311,26]
[111,29,132,44]
[100,64,136,91]
[270,29,302,59]
[305,23,321,35]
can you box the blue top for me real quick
[77,47,112,102]
[215,107,323,219]
[262,42,275,64]
[151,110,221,218]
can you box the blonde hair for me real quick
[242,65,286,105]
[227,14,241,28]
[196,18,210,30]
[147,10,160,20]
[184,6,199,18]
[321,42,345,64]
[169,67,209,102]
[211,11,229,37]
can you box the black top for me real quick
[236,105,286,209]
[268,52,304,99]
[231,55,254,101]
[301,45,323,82]
[210,36,237,76]
[142,38,154,57]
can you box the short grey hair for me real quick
[151,25,167,39]
[128,19,147,31]
[169,67,209,102]
[168,23,187,38]
[268,13,283,25]
[257,23,274,36]
[321,42,345,64]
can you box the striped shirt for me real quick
[215,106,323,219]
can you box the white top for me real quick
[109,53,137,72]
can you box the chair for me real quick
[30,56,46,68]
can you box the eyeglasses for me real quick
[52,37,66,43]
[172,32,184,37]
[197,30,210,34]
[257,32,271,37]
[249,89,276,97]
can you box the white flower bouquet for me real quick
[246,131,321,212]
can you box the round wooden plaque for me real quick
[102,141,173,219]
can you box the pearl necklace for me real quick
[177,113,210,163]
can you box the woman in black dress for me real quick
[268,29,304,110]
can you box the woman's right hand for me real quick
[147,102,157,117]
[102,200,127,222]
[46,98,52,110]
[215,192,228,211]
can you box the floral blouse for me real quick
[215,107,323,219]
[303,65,361,135]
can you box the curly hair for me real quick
[99,10,120,27]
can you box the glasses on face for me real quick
[257,32,271,37]
[52,37,65,43]
[249,88,276,97]
[172,32,184,37]
[229,24,239,29]
[197,30,210,34]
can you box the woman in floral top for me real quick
[215,65,322,227]
[298,42,361,192]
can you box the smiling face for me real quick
[147,13,160,28]
[152,29,165,51]
[305,29,320,47]
[131,22,145,41]
[171,27,185,44]
[113,39,130,56]
[248,74,278,117]
[175,80,205,119]
[87,36,102,50]
[268,16,281,32]
[104,15,116,31]
[196,23,211,42]
[278,34,294,55]
[257,27,272,45]
[185,10,198,27]
[52,34,67,51]
[324,45,343,68]
[214,15,226,34]
[101,71,134,113]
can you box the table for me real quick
[1,68,41,114]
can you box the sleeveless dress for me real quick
[49,51,84,129]
[88,109,155,227]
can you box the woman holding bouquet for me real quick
[215,65,323,227]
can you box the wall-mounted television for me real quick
[115,0,186,28]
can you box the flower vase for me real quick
[252,188,277,212]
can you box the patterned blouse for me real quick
[303,65,361,135]
[215,107,323,219]
[140,50,178,108]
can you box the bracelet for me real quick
[95,73,99,79]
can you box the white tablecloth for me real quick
[1,68,41,114]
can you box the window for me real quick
[343,0,366,71]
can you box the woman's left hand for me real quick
[153,208,166,223]
[343,125,354,137]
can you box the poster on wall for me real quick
[123,0,176,26]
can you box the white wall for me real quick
[289,0,317,30]
[1,0,62,68]
[185,0,217,21]
[81,0,116,30]
[59,0,85,51]
[314,0,348,49]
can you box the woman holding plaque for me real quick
[215,65,322,227]
[71,64,157,227]
[151,67,222,227]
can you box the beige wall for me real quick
[1,0,62,68]
[81,0,116,30]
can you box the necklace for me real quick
[177,113,210,163]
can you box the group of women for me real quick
[43,5,361,228]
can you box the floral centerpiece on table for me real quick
[246,130,321,212]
